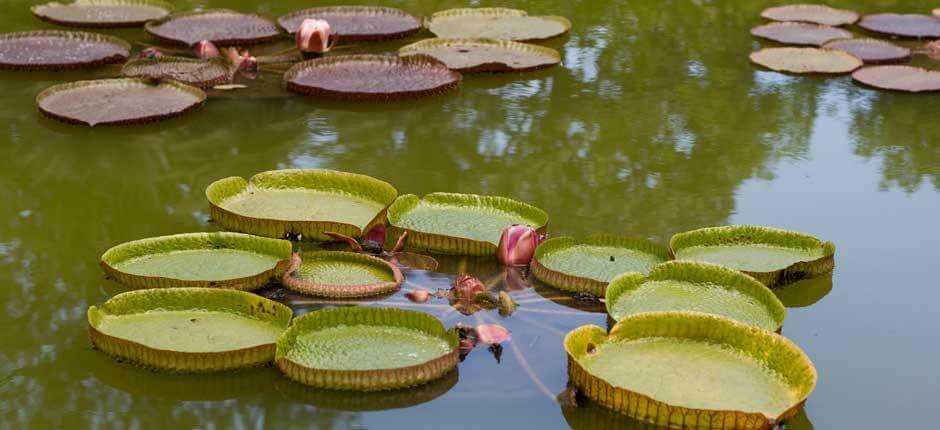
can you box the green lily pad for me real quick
[605,261,786,331]
[565,312,816,427]
[399,38,561,73]
[122,56,230,88]
[822,38,911,64]
[387,192,548,256]
[37,78,206,126]
[31,0,173,28]
[206,169,397,241]
[276,307,459,391]
[145,9,281,47]
[670,225,835,288]
[0,30,129,71]
[277,6,421,42]
[426,8,571,42]
[101,232,293,291]
[530,235,669,296]
[750,22,852,46]
[88,287,292,372]
[282,251,403,298]
[858,13,940,39]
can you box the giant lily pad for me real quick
[760,4,859,26]
[31,0,172,28]
[37,78,206,126]
[822,38,911,64]
[282,251,403,298]
[88,288,292,372]
[530,235,669,296]
[100,232,292,290]
[206,169,397,241]
[606,261,785,331]
[670,225,835,288]
[426,8,571,42]
[852,65,940,93]
[858,13,940,39]
[145,9,281,47]
[0,30,129,71]
[284,54,461,100]
[565,312,816,427]
[749,47,862,74]
[387,192,549,256]
[122,56,230,88]
[277,6,421,42]
[399,38,561,73]
[750,22,852,46]
[276,307,459,391]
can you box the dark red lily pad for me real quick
[760,4,859,26]
[0,30,129,71]
[277,6,421,42]
[750,22,852,46]
[822,38,911,64]
[852,65,940,92]
[122,56,230,88]
[37,78,206,126]
[31,0,172,28]
[284,54,461,101]
[858,14,940,39]
[145,9,281,47]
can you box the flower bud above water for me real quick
[296,18,336,55]
[196,40,220,59]
[497,224,541,266]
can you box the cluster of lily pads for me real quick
[749,3,940,92]
[0,1,572,126]
[89,168,836,428]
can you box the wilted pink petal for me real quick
[497,224,541,266]
[476,324,511,345]
[405,289,431,303]
[296,18,334,54]
[196,40,220,59]
[453,275,487,300]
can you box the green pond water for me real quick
[1,0,938,429]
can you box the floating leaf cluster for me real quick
[749,3,940,92]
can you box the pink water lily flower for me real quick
[196,40,220,59]
[497,224,542,266]
[476,324,511,345]
[296,18,337,55]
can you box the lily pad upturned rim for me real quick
[0,30,130,71]
[851,65,940,93]
[530,235,669,296]
[398,37,561,73]
[31,0,174,28]
[282,251,404,298]
[564,312,816,428]
[749,22,853,46]
[36,78,207,126]
[275,306,459,391]
[88,287,293,372]
[748,47,863,75]
[277,6,422,41]
[100,232,293,291]
[605,261,786,332]
[759,4,859,27]
[669,225,835,288]
[821,38,912,64]
[144,8,282,47]
[386,192,549,256]
[425,7,572,42]
[121,56,231,88]
[857,13,940,39]
[284,54,462,101]
[206,168,398,241]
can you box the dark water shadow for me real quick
[91,360,282,401]
[276,369,458,411]
[563,402,814,430]
[774,273,833,308]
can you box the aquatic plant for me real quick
[852,65,940,92]
[822,38,912,64]
[399,38,561,73]
[145,9,281,47]
[858,13,940,39]
[426,8,571,42]
[749,47,862,74]
[281,251,404,298]
[497,224,542,266]
[295,18,337,58]
[31,0,172,28]
[760,4,859,26]
[278,6,421,43]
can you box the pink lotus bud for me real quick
[453,275,486,300]
[475,324,511,345]
[497,224,541,266]
[926,40,940,60]
[196,40,220,59]
[296,18,336,54]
